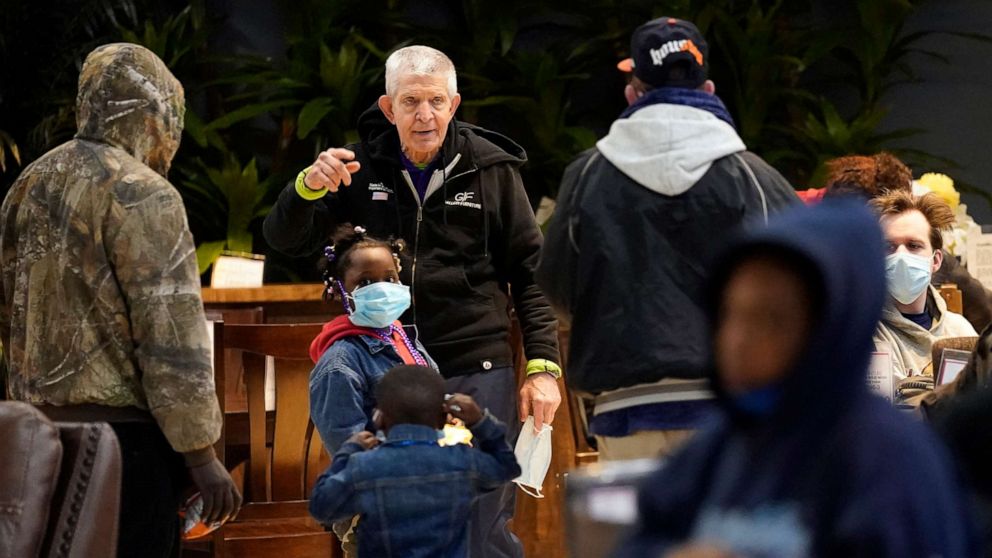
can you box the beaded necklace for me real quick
[373,324,428,367]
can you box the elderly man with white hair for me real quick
[264,45,561,558]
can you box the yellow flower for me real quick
[918,172,960,211]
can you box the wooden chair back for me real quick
[938,283,964,315]
[183,322,341,558]
[205,307,265,416]
[557,323,599,465]
[220,323,328,503]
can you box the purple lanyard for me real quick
[374,325,428,367]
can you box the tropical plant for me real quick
[463,48,599,200]
[786,0,992,184]
[0,131,20,174]
[692,0,812,153]
[116,2,207,72]
[6,0,990,282]
[211,32,384,160]
[176,154,281,274]
[430,0,631,200]
[1,0,143,181]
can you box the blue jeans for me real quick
[445,366,524,558]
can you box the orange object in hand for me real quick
[179,493,225,541]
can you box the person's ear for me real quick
[449,93,461,115]
[378,95,395,124]
[932,249,943,274]
[624,84,639,106]
[700,80,716,95]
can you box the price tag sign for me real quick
[867,352,894,402]
[210,251,265,288]
[937,349,971,386]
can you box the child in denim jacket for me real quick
[308,225,438,555]
[309,365,521,558]
[308,225,439,451]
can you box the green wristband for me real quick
[526,359,562,380]
[295,166,327,201]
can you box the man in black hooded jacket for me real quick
[536,17,797,461]
[263,45,560,558]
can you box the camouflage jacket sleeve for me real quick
[107,180,222,453]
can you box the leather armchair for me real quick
[0,402,122,558]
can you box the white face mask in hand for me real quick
[513,416,553,498]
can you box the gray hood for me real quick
[596,103,746,196]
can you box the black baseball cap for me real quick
[617,17,709,88]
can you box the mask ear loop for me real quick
[515,483,545,499]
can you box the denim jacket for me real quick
[309,413,521,558]
[310,330,438,453]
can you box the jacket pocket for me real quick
[420,261,492,306]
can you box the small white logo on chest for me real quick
[446,191,481,210]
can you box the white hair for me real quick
[384,45,458,98]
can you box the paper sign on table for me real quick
[210,251,265,288]
[867,352,894,402]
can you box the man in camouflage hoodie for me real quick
[0,43,240,557]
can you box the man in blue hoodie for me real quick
[614,199,980,557]
[536,17,797,460]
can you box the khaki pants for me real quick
[595,429,695,462]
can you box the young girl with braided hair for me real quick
[309,224,438,453]
[308,224,439,557]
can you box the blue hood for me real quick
[616,198,981,557]
[705,198,887,422]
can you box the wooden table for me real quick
[202,283,334,324]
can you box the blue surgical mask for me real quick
[886,252,933,305]
[348,282,411,328]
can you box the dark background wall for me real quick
[879,0,992,223]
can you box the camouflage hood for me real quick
[75,43,184,176]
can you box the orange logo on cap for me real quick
[649,39,704,67]
[682,39,704,66]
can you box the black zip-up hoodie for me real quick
[537,101,798,395]
[263,104,559,377]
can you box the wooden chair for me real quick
[557,323,599,466]
[938,283,964,315]
[204,307,264,466]
[204,307,265,416]
[191,322,339,558]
